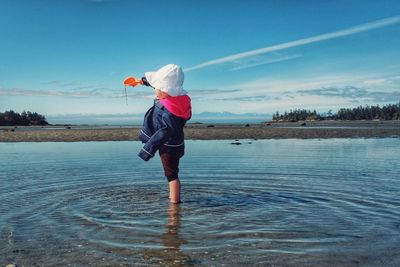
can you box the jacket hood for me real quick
[159,95,192,120]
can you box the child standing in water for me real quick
[137,64,191,204]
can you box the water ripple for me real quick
[1,139,399,266]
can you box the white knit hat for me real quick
[145,64,187,96]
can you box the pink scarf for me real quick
[159,95,192,120]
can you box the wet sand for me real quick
[0,121,399,142]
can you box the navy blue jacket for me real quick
[138,99,188,161]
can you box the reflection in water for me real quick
[160,204,189,266]
[141,204,191,267]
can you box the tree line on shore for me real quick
[1,103,400,126]
[0,110,48,126]
[273,102,400,122]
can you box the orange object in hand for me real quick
[123,77,143,87]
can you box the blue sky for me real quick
[0,0,399,119]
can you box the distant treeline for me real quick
[273,102,400,122]
[0,110,48,126]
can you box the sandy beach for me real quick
[0,121,399,142]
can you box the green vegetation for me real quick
[0,110,48,126]
[273,102,400,122]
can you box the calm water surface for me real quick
[1,139,399,266]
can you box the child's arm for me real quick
[138,112,177,161]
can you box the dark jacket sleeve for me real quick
[141,77,152,87]
[138,112,176,161]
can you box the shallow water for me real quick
[1,139,399,266]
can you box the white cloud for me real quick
[230,54,302,71]
[230,72,400,94]
[184,15,400,72]
[189,70,400,113]
[0,87,154,99]
[229,74,360,94]
[193,94,353,113]
[363,78,389,86]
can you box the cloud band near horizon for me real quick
[184,15,400,72]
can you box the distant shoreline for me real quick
[0,121,399,142]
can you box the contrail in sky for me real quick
[184,15,400,72]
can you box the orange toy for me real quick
[123,77,143,87]
[122,77,144,105]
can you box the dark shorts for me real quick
[159,152,180,182]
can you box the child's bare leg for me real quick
[169,178,181,203]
